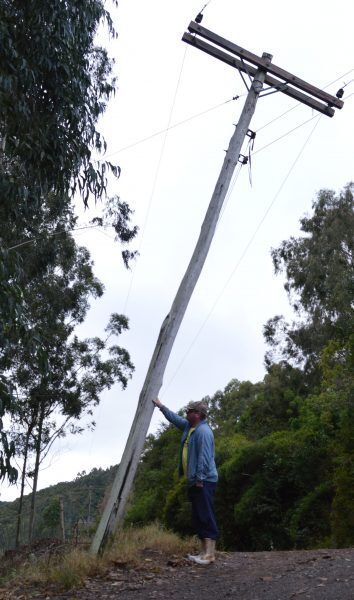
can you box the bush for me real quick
[217,429,331,550]
[289,482,334,548]
[163,480,193,537]
[331,458,354,547]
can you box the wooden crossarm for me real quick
[182,33,335,117]
[187,21,343,110]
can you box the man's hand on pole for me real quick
[152,398,163,409]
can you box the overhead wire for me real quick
[198,0,214,13]
[341,76,354,89]
[216,85,353,226]
[6,67,352,392]
[6,90,352,258]
[255,90,353,156]
[122,46,189,313]
[161,115,322,395]
[218,162,243,223]
[102,68,353,160]
[257,67,354,132]
[7,224,105,252]
[254,114,320,155]
[85,44,195,463]
[103,95,243,159]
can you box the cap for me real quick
[186,401,208,416]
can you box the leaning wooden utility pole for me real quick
[91,21,343,556]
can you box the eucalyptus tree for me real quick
[4,195,136,545]
[0,0,125,481]
[264,184,354,379]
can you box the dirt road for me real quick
[3,547,354,599]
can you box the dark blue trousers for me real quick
[188,482,219,540]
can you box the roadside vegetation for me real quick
[0,523,195,592]
[127,185,354,552]
[0,0,353,592]
[0,0,137,548]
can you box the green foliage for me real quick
[216,428,331,550]
[1,194,135,544]
[239,362,306,439]
[41,497,61,532]
[0,0,119,203]
[331,459,354,547]
[0,466,116,551]
[0,0,134,483]
[207,379,260,434]
[289,482,334,549]
[214,432,249,465]
[126,426,181,525]
[265,183,354,376]
[128,185,354,552]
[163,479,194,537]
[5,197,134,429]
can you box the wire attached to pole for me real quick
[194,0,214,23]
[162,116,323,395]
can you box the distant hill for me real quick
[0,466,116,552]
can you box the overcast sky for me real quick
[2,0,354,502]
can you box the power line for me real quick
[103,96,242,159]
[255,90,353,156]
[257,68,354,132]
[200,0,214,11]
[161,116,322,395]
[7,224,102,252]
[6,83,351,256]
[5,90,352,300]
[196,0,215,17]
[122,46,189,313]
[341,76,354,89]
[218,162,244,223]
[102,68,353,160]
[255,114,319,155]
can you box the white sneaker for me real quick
[191,539,215,565]
[187,539,206,562]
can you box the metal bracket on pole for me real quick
[238,154,248,165]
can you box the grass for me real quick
[4,523,195,592]
[109,523,194,563]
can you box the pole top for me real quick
[262,52,273,62]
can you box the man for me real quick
[152,398,218,565]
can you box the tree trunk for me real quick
[15,426,32,548]
[28,403,45,544]
[60,497,66,543]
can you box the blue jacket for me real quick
[160,406,218,486]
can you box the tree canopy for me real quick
[0,0,137,485]
[0,0,119,203]
[264,184,354,377]
[125,185,354,551]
